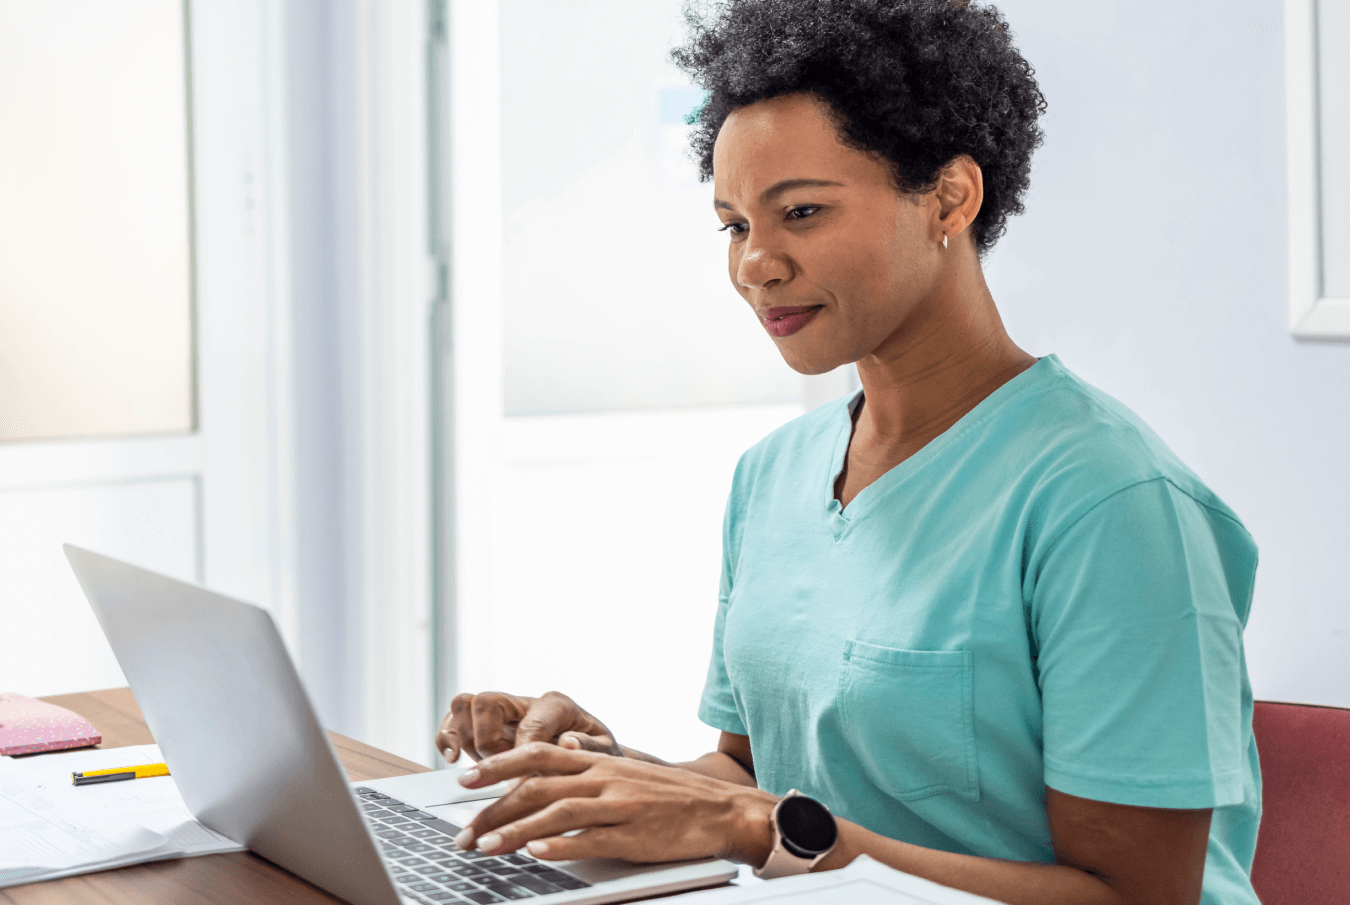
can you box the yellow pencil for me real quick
[72,763,171,786]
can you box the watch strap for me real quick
[753,790,834,880]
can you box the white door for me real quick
[0,0,296,697]
[441,0,855,762]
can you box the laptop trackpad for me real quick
[361,768,511,809]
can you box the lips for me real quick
[761,305,823,338]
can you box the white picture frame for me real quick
[1287,0,1350,338]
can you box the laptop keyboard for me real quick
[355,787,592,905]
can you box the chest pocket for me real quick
[836,640,979,802]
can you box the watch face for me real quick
[777,794,838,858]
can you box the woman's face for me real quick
[712,93,943,375]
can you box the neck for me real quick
[853,260,1034,448]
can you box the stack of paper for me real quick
[0,744,243,888]
[675,857,1004,905]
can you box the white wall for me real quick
[986,0,1349,706]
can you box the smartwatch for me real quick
[753,790,839,879]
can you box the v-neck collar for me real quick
[823,355,1059,540]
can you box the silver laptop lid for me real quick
[64,545,401,905]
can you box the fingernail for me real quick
[443,748,456,763]
[560,735,579,749]
[526,840,550,858]
[477,833,502,854]
[455,827,476,850]
[459,767,480,786]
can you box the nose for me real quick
[734,232,792,290]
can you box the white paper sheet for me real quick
[0,744,243,888]
[670,857,1005,905]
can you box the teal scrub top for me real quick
[698,355,1260,905]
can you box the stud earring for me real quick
[942,234,948,249]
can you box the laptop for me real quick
[63,545,739,905]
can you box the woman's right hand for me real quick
[436,690,623,764]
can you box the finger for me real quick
[462,742,597,789]
[464,772,603,842]
[559,732,617,754]
[473,797,617,856]
[472,692,529,757]
[514,694,577,747]
[438,694,476,762]
[526,826,643,863]
[435,727,460,764]
[448,693,482,762]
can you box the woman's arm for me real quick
[622,731,757,788]
[456,746,1211,905]
[813,788,1210,905]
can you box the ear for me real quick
[930,154,984,249]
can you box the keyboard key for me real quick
[414,864,443,875]
[406,844,436,853]
[510,875,563,895]
[550,875,590,890]
[390,804,421,813]
[501,854,533,866]
[464,892,505,904]
[445,881,478,891]
[484,884,531,900]
[426,894,465,903]
[425,818,464,835]
[398,857,428,866]
[411,829,444,839]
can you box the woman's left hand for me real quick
[455,742,777,865]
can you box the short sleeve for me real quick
[1032,478,1256,809]
[698,489,748,735]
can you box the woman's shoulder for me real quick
[1009,356,1246,538]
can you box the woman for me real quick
[435,2,1260,903]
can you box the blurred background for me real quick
[0,0,1346,767]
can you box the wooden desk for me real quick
[2,687,431,905]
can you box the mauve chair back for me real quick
[1250,700,1350,904]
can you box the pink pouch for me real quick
[0,693,101,755]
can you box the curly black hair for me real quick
[671,0,1046,253]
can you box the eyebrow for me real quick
[713,178,846,211]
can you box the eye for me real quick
[718,222,747,236]
[787,205,820,221]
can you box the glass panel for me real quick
[499,0,800,415]
[0,0,194,442]
[1318,0,1350,296]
